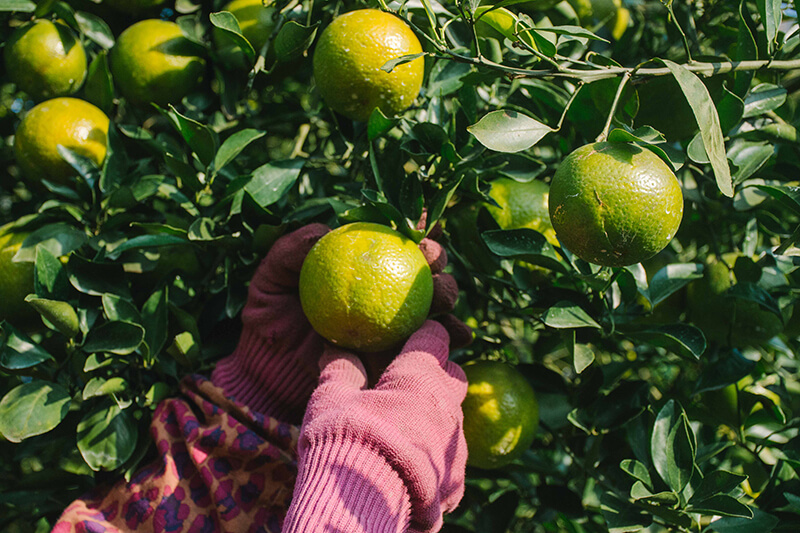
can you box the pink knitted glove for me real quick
[211,224,471,424]
[283,320,468,533]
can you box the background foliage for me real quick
[2,0,800,531]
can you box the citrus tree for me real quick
[2,0,800,531]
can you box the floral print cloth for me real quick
[52,375,299,533]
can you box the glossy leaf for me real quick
[82,321,144,355]
[0,322,55,370]
[0,381,70,442]
[245,159,304,208]
[468,110,554,153]
[542,301,601,329]
[662,60,732,197]
[77,403,137,471]
[651,400,696,493]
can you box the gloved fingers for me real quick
[419,238,447,275]
[317,345,369,392]
[378,320,467,404]
[435,314,473,350]
[430,272,458,315]
[258,223,330,290]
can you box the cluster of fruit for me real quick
[2,2,688,472]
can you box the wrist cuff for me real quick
[283,432,411,533]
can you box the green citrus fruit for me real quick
[687,254,784,347]
[548,142,683,267]
[312,9,424,122]
[4,19,87,101]
[214,0,277,69]
[704,383,741,428]
[568,0,629,40]
[0,224,35,323]
[462,360,539,469]
[299,222,433,352]
[13,97,109,184]
[487,178,559,247]
[110,19,206,107]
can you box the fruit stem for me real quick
[595,71,631,143]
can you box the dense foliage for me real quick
[2,0,800,531]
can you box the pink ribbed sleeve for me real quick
[283,321,468,533]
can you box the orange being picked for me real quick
[298,222,433,352]
[13,97,109,185]
[110,19,206,107]
[312,9,424,122]
[487,178,559,246]
[462,360,539,469]
[4,19,87,101]
[0,223,35,323]
[548,142,683,267]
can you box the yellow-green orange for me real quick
[687,254,784,347]
[487,178,559,246]
[0,224,35,323]
[313,9,424,121]
[299,222,433,352]
[214,0,276,69]
[110,19,206,107]
[13,97,109,184]
[568,0,629,40]
[462,361,539,469]
[548,142,683,267]
[4,20,87,101]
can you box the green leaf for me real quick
[380,53,426,73]
[34,246,69,299]
[607,127,685,171]
[82,321,144,355]
[648,263,704,306]
[600,492,653,532]
[77,403,137,471]
[727,282,783,319]
[164,105,218,167]
[753,184,800,215]
[620,459,653,489]
[651,400,696,493]
[84,51,114,114]
[212,129,265,175]
[0,0,36,11]
[0,381,70,442]
[245,159,304,208]
[706,508,778,532]
[532,24,608,43]
[142,287,168,365]
[107,234,190,258]
[728,141,774,186]
[102,294,142,324]
[210,10,256,63]
[482,228,568,273]
[542,301,601,329]
[24,296,80,338]
[687,494,752,518]
[689,470,747,503]
[67,255,131,298]
[468,110,554,153]
[82,377,128,400]
[0,322,55,370]
[74,10,114,49]
[627,324,706,359]
[756,0,782,54]
[367,108,397,141]
[274,21,319,62]
[742,83,787,118]
[662,59,732,197]
[567,330,594,373]
[13,223,87,262]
